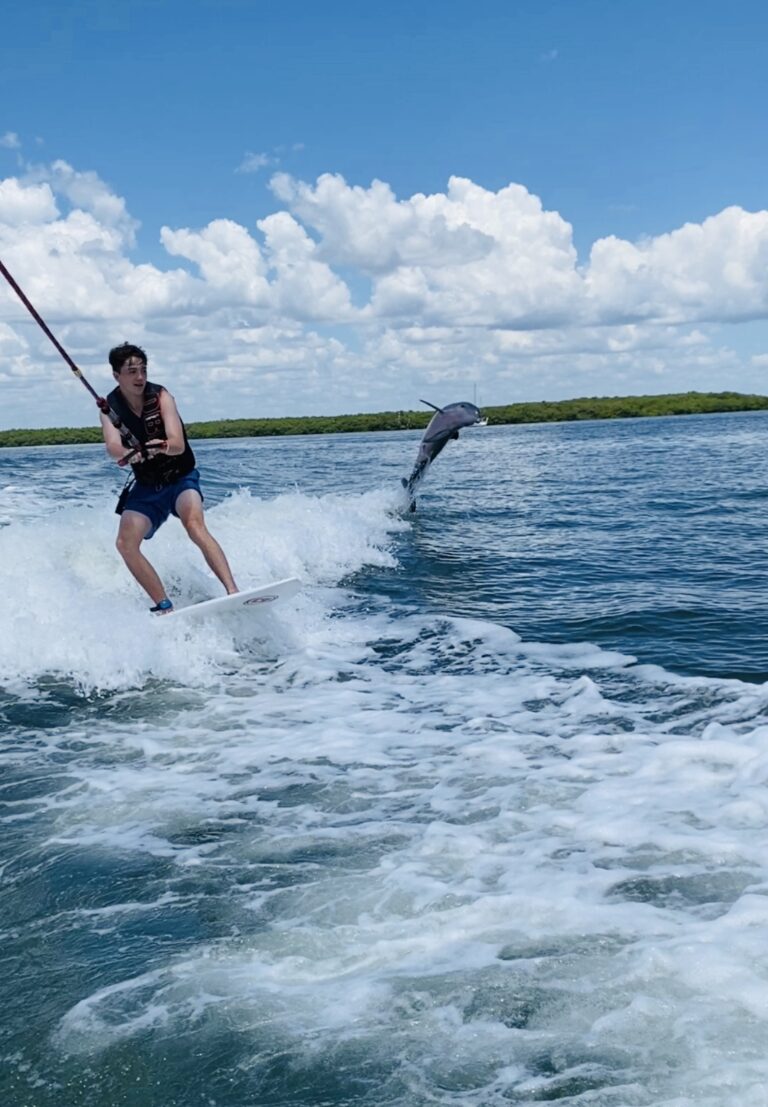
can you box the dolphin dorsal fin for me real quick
[419,399,444,413]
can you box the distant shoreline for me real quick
[1,391,767,448]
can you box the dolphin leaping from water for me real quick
[401,400,487,511]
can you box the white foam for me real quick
[6,456,768,1100]
[29,603,768,1100]
[0,485,405,693]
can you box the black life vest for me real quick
[107,381,196,488]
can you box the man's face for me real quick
[116,356,147,398]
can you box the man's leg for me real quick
[175,489,238,594]
[115,510,168,604]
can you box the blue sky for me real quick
[2,0,768,427]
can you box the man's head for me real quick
[109,343,147,376]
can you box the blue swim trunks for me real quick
[123,469,204,540]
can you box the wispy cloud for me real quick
[0,132,21,150]
[237,142,304,175]
[237,151,275,174]
[540,48,559,63]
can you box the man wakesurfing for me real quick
[100,343,238,613]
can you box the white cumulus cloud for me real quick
[258,210,354,321]
[586,207,768,325]
[2,158,768,428]
[0,178,58,225]
[273,172,581,326]
[26,160,138,245]
[161,219,270,305]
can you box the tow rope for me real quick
[0,256,146,465]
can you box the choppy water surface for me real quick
[3,412,768,1107]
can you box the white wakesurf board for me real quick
[162,577,301,621]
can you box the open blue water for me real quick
[2,411,768,1106]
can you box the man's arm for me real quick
[156,390,185,456]
[101,412,134,463]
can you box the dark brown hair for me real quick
[109,343,147,372]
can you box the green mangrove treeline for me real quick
[1,390,767,449]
